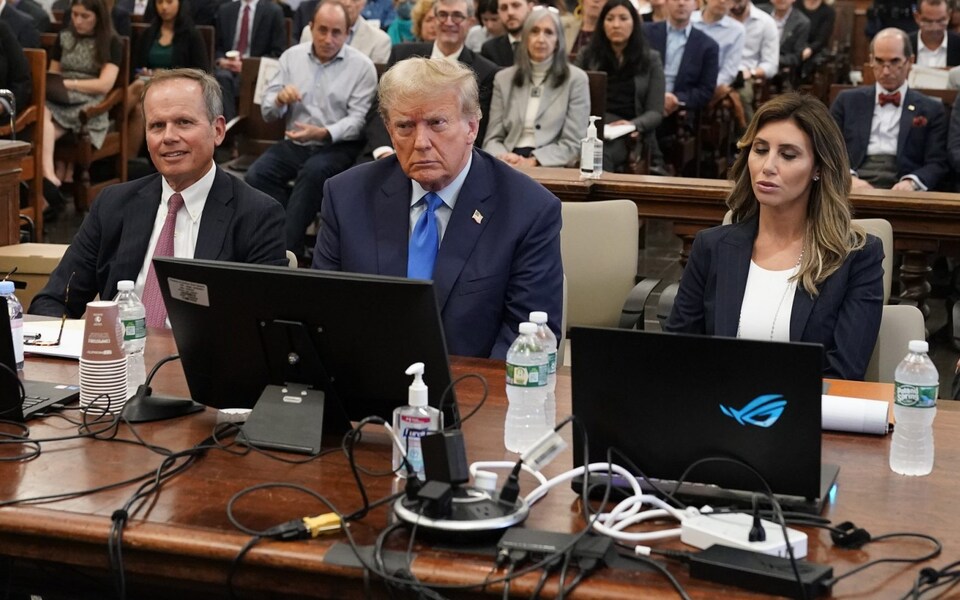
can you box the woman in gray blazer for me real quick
[483,7,590,168]
[576,0,664,172]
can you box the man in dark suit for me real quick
[910,0,960,67]
[831,27,948,191]
[313,57,562,359]
[213,0,286,121]
[0,1,39,49]
[758,0,810,71]
[480,0,532,66]
[360,0,499,161]
[30,69,286,321]
[10,0,49,32]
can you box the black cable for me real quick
[226,535,263,600]
[438,373,488,429]
[827,532,942,587]
[554,550,573,600]
[614,546,693,600]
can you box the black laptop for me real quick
[570,327,838,514]
[0,297,79,421]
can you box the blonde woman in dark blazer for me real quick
[483,7,589,167]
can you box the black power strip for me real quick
[688,545,833,598]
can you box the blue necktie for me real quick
[407,192,443,279]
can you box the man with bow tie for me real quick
[830,27,948,191]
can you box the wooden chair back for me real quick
[228,57,285,170]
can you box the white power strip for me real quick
[680,512,808,559]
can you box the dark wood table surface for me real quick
[4,330,958,599]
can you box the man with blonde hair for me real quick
[312,57,562,359]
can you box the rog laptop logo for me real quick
[720,394,786,428]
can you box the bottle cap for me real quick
[405,362,428,407]
[0,281,14,295]
[529,311,548,324]
[908,340,929,353]
[117,280,134,291]
[519,322,537,335]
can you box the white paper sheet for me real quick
[822,394,890,435]
[22,318,85,359]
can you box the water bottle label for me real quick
[122,317,146,341]
[547,351,556,374]
[506,362,548,387]
[895,382,938,408]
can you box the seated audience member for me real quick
[483,7,589,167]
[666,93,884,381]
[213,0,285,121]
[296,0,391,63]
[387,0,415,43]
[360,0,500,160]
[187,0,225,25]
[728,0,778,121]
[758,0,810,75]
[411,0,438,41]
[119,0,157,19]
[245,1,377,255]
[910,0,960,67]
[42,0,122,192]
[361,0,395,28]
[565,0,604,55]
[465,0,503,52]
[691,0,746,89]
[796,0,834,80]
[128,0,210,157]
[831,28,948,191]
[10,0,50,32]
[0,0,40,48]
[30,69,286,321]
[576,0,664,171]
[647,0,666,21]
[481,0,534,66]
[0,21,31,114]
[313,57,563,359]
[644,0,719,115]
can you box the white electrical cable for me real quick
[468,461,550,487]
[382,423,406,458]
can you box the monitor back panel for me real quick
[570,327,824,499]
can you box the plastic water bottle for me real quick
[0,281,24,375]
[529,311,557,429]
[114,281,146,397]
[504,322,549,453]
[889,340,938,476]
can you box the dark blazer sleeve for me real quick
[254,2,286,58]
[807,4,834,55]
[821,236,884,380]
[675,30,718,111]
[904,93,948,189]
[664,228,712,335]
[2,7,40,49]
[0,21,31,110]
[480,35,513,67]
[182,27,212,71]
[779,11,810,68]
[634,50,664,133]
[227,179,288,266]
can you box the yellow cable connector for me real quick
[302,513,342,537]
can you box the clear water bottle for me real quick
[504,322,549,453]
[113,281,146,397]
[529,311,557,429]
[890,340,938,476]
[0,281,24,375]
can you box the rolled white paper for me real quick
[822,394,891,435]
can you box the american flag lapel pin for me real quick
[472,210,483,224]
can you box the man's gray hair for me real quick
[141,68,224,122]
[379,57,481,123]
[870,27,915,59]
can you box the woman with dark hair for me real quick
[127,0,209,155]
[575,0,664,172]
[665,93,884,380]
[483,7,589,167]
[42,0,122,188]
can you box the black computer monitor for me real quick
[144,257,456,453]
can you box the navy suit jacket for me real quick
[643,21,718,111]
[30,168,287,318]
[830,86,949,190]
[480,34,514,67]
[0,4,39,49]
[664,217,884,380]
[312,149,563,359]
[909,30,960,67]
[214,0,285,58]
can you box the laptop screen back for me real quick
[570,327,824,499]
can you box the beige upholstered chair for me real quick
[286,250,298,268]
[864,304,925,383]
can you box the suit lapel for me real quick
[194,168,234,259]
[375,163,412,277]
[251,3,266,49]
[115,177,163,279]
[898,89,918,155]
[224,2,239,50]
[536,78,562,120]
[677,30,698,87]
[432,151,497,311]
[714,219,754,336]
[789,279,815,340]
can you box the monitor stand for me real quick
[122,388,205,422]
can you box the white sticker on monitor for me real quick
[168,278,210,307]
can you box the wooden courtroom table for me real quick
[524,167,960,318]
[3,330,958,599]
[0,141,30,246]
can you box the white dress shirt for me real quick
[866,82,907,157]
[739,3,779,76]
[233,0,259,57]
[916,33,948,68]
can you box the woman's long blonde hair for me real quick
[727,93,866,297]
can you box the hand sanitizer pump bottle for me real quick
[392,362,442,479]
[579,115,603,180]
